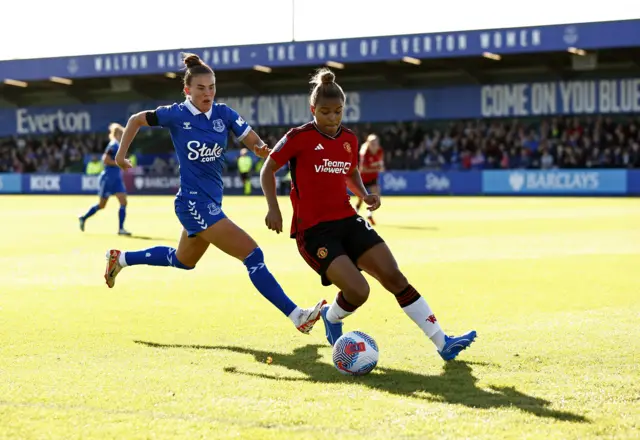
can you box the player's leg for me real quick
[79,181,109,231]
[295,223,370,345]
[104,228,202,288]
[356,241,476,361]
[320,256,371,345]
[241,173,251,195]
[196,210,325,334]
[114,192,131,235]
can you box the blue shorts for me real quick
[98,174,126,198]
[174,196,227,237]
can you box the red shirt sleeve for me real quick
[269,133,299,166]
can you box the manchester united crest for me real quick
[317,247,328,259]
[343,142,351,153]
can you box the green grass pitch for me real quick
[1,195,638,439]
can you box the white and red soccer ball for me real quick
[332,331,379,376]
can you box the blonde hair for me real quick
[360,134,379,155]
[108,123,124,141]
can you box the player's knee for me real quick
[381,269,408,294]
[344,277,370,306]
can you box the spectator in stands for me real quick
[3,115,640,173]
[86,154,104,175]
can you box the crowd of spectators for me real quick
[1,116,639,174]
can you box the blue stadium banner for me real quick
[482,169,628,194]
[0,173,22,193]
[1,77,639,136]
[1,20,640,81]
[7,170,639,196]
[380,171,482,195]
[21,173,100,194]
[627,170,640,195]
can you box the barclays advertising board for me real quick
[482,170,628,194]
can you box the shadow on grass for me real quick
[382,224,440,231]
[134,341,589,423]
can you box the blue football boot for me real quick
[438,330,477,361]
[320,305,343,346]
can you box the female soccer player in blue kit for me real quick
[79,123,132,235]
[104,53,326,334]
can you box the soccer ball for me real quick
[332,331,379,376]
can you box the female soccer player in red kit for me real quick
[260,68,477,361]
[355,134,384,225]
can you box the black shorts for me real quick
[363,176,378,187]
[295,215,385,286]
[363,177,378,193]
[240,172,250,181]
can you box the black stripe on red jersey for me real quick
[340,125,355,135]
[312,122,343,140]
[285,121,315,140]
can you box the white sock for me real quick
[287,306,302,325]
[118,252,128,267]
[326,293,356,323]
[397,286,445,350]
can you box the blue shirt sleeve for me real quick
[154,104,178,128]
[221,104,251,141]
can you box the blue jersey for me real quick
[102,141,123,180]
[98,140,126,197]
[153,98,251,205]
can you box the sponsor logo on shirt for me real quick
[187,140,224,163]
[314,159,351,174]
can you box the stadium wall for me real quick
[1,78,639,136]
[1,170,639,196]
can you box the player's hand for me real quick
[265,208,283,234]
[254,144,271,159]
[115,155,133,170]
[363,194,381,211]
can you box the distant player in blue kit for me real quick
[79,123,132,235]
[103,53,326,334]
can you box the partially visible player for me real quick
[260,68,476,361]
[237,148,253,195]
[355,134,384,225]
[104,53,325,335]
[79,123,132,235]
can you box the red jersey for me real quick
[359,147,384,183]
[269,122,359,237]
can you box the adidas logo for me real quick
[315,144,324,151]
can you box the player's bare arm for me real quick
[114,111,150,169]
[241,130,271,158]
[260,156,284,233]
[346,168,380,211]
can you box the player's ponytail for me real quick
[181,52,214,87]
[309,67,346,106]
[108,122,124,141]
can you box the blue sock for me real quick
[124,246,193,269]
[243,247,297,317]
[119,206,126,229]
[82,204,100,220]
